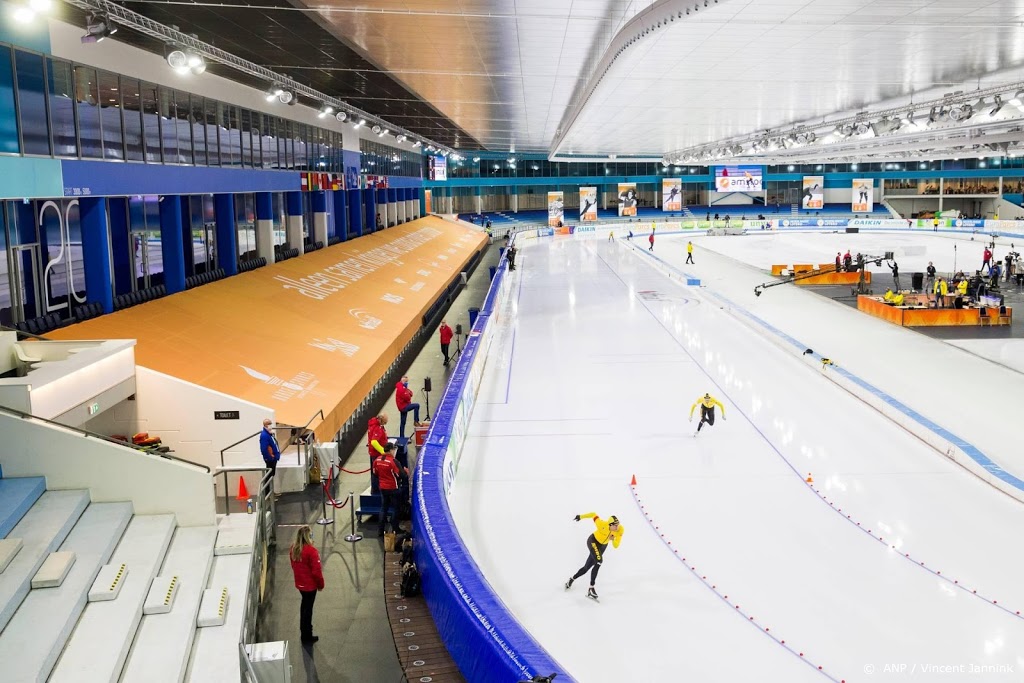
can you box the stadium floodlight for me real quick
[279,90,294,104]
[352,119,365,129]
[265,85,283,102]
[412,140,421,148]
[948,103,973,121]
[82,12,117,42]
[335,111,347,122]
[377,128,389,138]
[317,104,334,118]
[371,124,382,134]
[854,121,871,136]
[989,95,1005,117]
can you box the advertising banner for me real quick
[714,166,762,192]
[424,189,432,214]
[802,176,824,210]
[852,179,873,212]
[662,178,682,212]
[547,191,564,226]
[579,187,598,221]
[429,155,448,182]
[617,183,638,216]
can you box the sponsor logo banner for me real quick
[802,176,824,210]
[618,183,637,216]
[579,187,598,221]
[852,178,873,212]
[662,178,682,212]
[547,191,564,226]
[714,166,762,192]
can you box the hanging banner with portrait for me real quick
[618,183,638,216]
[547,191,564,226]
[579,187,598,221]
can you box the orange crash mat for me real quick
[50,217,487,441]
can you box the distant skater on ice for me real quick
[690,393,726,435]
[565,513,624,601]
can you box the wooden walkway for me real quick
[384,550,465,683]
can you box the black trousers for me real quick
[686,252,694,264]
[441,343,450,363]
[264,459,277,478]
[698,405,715,430]
[572,534,608,586]
[379,489,399,534]
[299,589,317,640]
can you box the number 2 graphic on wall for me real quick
[39,200,87,312]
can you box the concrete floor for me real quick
[258,240,500,683]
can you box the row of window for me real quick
[0,44,420,177]
[360,138,421,177]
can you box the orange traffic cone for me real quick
[630,474,637,486]
[236,476,249,501]
[805,473,814,483]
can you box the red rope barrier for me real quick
[322,466,351,509]
[340,467,371,475]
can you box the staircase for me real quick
[790,203,799,216]
[682,206,695,219]
[0,476,253,683]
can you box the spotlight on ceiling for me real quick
[377,128,389,137]
[853,121,871,136]
[948,102,973,121]
[185,50,205,75]
[279,90,294,105]
[473,156,481,162]
[317,104,334,118]
[396,134,406,143]
[265,86,283,102]
[412,140,421,148]
[989,95,1005,117]
[81,12,116,42]
[335,111,347,122]
[352,119,365,129]
[371,125,382,134]
[899,111,915,128]
[166,49,189,74]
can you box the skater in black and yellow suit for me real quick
[690,393,726,435]
[565,513,624,600]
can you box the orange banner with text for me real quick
[51,217,486,441]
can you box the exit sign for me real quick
[87,402,100,416]
[214,411,240,420]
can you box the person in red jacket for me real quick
[439,320,454,366]
[648,228,655,251]
[372,443,408,537]
[289,525,324,644]
[983,246,993,270]
[395,375,421,438]
[366,413,389,494]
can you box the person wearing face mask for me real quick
[395,375,422,438]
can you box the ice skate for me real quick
[564,578,574,591]
[587,586,599,601]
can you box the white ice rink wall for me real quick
[412,228,576,682]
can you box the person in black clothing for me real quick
[889,260,900,291]
[925,261,936,290]
[507,245,517,271]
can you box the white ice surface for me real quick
[448,236,1024,683]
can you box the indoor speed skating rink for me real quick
[447,229,1024,683]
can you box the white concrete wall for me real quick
[0,411,216,526]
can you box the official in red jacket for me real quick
[289,525,324,644]
[439,321,454,366]
[395,375,421,438]
[366,414,389,493]
[372,443,408,537]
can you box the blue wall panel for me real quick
[79,196,113,313]
[61,160,300,198]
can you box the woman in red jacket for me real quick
[395,375,421,438]
[366,413,389,493]
[439,320,454,366]
[290,525,324,644]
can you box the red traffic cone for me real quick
[630,474,637,486]
[236,476,250,501]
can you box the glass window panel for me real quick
[205,99,219,166]
[262,114,277,168]
[140,81,160,162]
[294,123,307,170]
[158,89,178,163]
[173,91,191,164]
[190,98,206,166]
[74,66,100,158]
[219,103,234,167]
[96,70,123,160]
[47,59,76,157]
[0,49,18,154]
[235,193,256,259]
[121,77,143,161]
[15,50,49,155]
[239,108,252,168]
[271,193,286,245]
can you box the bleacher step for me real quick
[31,550,76,588]
[87,562,127,601]
[184,554,252,683]
[0,489,90,633]
[0,501,132,683]
[0,477,46,539]
[213,527,252,556]
[51,514,176,683]
[144,575,180,614]
[196,586,229,627]
[120,525,217,683]
[0,538,23,573]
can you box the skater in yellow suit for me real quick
[690,393,726,435]
[565,513,624,600]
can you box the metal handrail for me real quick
[237,469,276,682]
[0,401,210,472]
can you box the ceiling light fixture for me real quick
[371,125,382,134]
[352,119,365,129]
[989,95,1005,117]
[81,12,117,42]
[265,86,283,102]
[317,104,334,118]
[335,111,347,122]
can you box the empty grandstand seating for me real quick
[0,475,251,683]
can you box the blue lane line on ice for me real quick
[611,244,1024,623]
[628,483,843,682]
[631,241,1024,493]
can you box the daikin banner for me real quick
[662,179,682,212]
[579,187,598,221]
[852,179,873,212]
[802,176,824,210]
[617,183,638,216]
[714,166,762,192]
[547,191,564,226]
